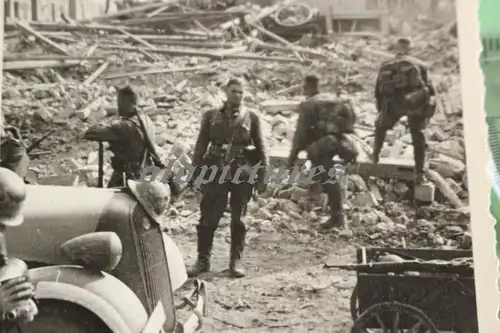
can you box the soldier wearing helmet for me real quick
[0,168,37,328]
[186,78,269,279]
[84,85,155,188]
[288,75,358,230]
[0,121,29,179]
[302,74,320,99]
[373,37,436,183]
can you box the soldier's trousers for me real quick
[198,180,254,232]
[373,111,428,175]
[311,159,344,221]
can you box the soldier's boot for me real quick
[320,212,346,230]
[372,127,387,164]
[187,225,214,277]
[229,223,246,278]
[413,143,426,184]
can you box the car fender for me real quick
[162,231,188,291]
[28,265,149,333]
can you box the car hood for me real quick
[6,185,118,264]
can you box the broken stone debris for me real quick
[2,1,467,249]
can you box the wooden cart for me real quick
[331,247,478,333]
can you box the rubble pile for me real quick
[2,1,467,248]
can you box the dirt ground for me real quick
[175,211,357,333]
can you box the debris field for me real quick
[2,1,468,331]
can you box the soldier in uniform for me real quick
[372,37,436,183]
[84,85,155,188]
[288,76,358,230]
[0,168,37,329]
[187,78,269,278]
[0,123,29,179]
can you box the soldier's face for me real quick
[117,94,135,115]
[303,82,317,96]
[327,104,354,134]
[226,84,243,107]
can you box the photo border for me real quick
[458,0,500,330]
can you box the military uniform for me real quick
[187,104,268,278]
[373,54,436,181]
[288,93,358,229]
[84,112,155,188]
[0,128,29,179]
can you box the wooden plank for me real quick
[83,61,110,85]
[331,11,385,19]
[3,59,81,70]
[37,174,79,186]
[79,1,172,23]
[13,19,69,55]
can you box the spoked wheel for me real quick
[351,302,439,333]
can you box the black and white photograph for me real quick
[0,0,478,332]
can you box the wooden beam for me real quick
[102,65,207,80]
[83,61,110,85]
[13,19,69,55]
[79,1,176,23]
[3,59,81,70]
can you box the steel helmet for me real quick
[127,179,170,221]
[0,167,27,227]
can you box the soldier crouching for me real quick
[186,79,268,278]
[288,90,357,230]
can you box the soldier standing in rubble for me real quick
[186,78,269,278]
[84,85,155,188]
[372,37,436,183]
[288,75,358,230]
[0,122,29,179]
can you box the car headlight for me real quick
[60,232,122,272]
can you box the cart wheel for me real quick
[350,284,359,320]
[351,302,439,333]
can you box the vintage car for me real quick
[4,182,206,333]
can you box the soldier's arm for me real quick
[420,66,436,96]
[374,68,383,110]
[288,103,313,166]
[191,111,212,167]
[250,111,269,173]
[83,120,133,142]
